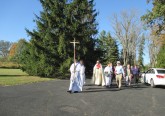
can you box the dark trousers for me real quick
[111,74,115,85]
[133,74,139,84]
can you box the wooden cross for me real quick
[70,38,79,72]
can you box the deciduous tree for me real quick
[0,40,12,58]
[111,10,143,65]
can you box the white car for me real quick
[142,68,165,87]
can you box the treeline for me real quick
[1,0,164,77]
[0,40,23,68]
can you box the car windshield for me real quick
[157,70,165,74]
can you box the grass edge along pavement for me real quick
[0,68,54,86]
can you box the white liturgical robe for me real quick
[80,65,85,87]
[69,62,82,92]
[104,66,113,86]
[92,64,105,86]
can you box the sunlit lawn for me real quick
[0,68,54,86]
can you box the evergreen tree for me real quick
[96,30,119,65]
[96,30,106,63]
[12,39,28,65]
[68,0,98,75]
[156,44,165,68]
[21,0,98,77]
[106,32,119,64]
[119,49,124,65]
[138,34,145,69]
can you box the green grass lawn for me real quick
[0,68,28,76]
[0,68,54,86]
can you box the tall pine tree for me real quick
[156,44,165,68]
[20,0,98,77]
[96,30,119,65]
[138,34,145,69]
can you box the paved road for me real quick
[0,79,165,116]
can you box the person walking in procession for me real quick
[125,64,133,86]
[115,61,125,90]
[92,60,105,86]
[132,65,140,86]
[80,60,86,88]
[104,62,113,88]
[111,65,115,86]
[67,59,82,93]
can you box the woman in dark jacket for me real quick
[132,65,140,85]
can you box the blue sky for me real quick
[0,0,152,64]
[95,0,152,33]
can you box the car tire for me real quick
[150,79,155,88]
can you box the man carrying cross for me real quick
[67,38,82,93]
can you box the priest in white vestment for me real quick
[104,62,113,87]
[92,60,105,86]
[80,60,85,87]
[67,59,82,93]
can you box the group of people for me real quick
[92,60,140,90]
[67,59,140,93]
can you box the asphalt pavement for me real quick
[0,79,165,116]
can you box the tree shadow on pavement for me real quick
[80,83,151,93]
[84,84,95,86]
[81,88,120,93]
[121,85,150,90]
